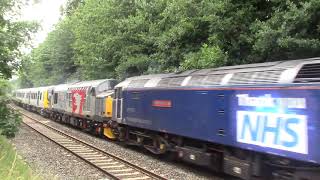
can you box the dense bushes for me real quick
[0,99,21,138]
[0,0,34,137]
[0,80,21,138]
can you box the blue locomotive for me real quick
[111,58,320,179]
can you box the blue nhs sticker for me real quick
[236,94,308,154]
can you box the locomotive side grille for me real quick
[187,74,225,86]
[204,74,225,85]
[128,79,149,88]
[187,76,206,86]
[169,77,186,86]
[228,70,282,85]
[157,77,186,87]
[294,63,320,83]
[157,78,170,87]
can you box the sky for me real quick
[9,0,67,80]
[20,0,67,47]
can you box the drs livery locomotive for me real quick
[14,58,320,180]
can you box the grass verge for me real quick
[0,135,40,180]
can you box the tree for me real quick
[250,0,320,62]
[0,0,38,79]
[18,0,320,84]
[0,0,37,137]
[20,19,77,87]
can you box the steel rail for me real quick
[10,104,167,180]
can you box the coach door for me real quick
[37,91,40,106]
[114,87,123,121]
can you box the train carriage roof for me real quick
[117,57,320,89]
[52,84,69,92]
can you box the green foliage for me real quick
[20,20,77,86]
[0,135,40,180]
[0,80,21,138]
[250,0,320,62]
[0,1,35,137]
[0,0,38,79]
[181,44,227,70]
[18,0,320,86]
[0,99,21,138]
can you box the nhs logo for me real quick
[236,94,308,154]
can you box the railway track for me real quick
[11,105,166,180]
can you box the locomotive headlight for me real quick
[178,151,184,158]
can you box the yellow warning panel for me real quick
[103,127,116,139]
[105,96,113,118]
[43,90,49,109]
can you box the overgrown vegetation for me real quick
[0,0,36,137]
[0,80,21,138]
[0,1,39,179]
[0,135,39,180]
[18,0,320,86]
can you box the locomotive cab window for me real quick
[115,87,123,99]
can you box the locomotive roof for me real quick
[117,57,320,89]
[68,79,116,89]
[68,79,118,94]
[96,90,114,98]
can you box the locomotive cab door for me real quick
[113,87,123,122]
